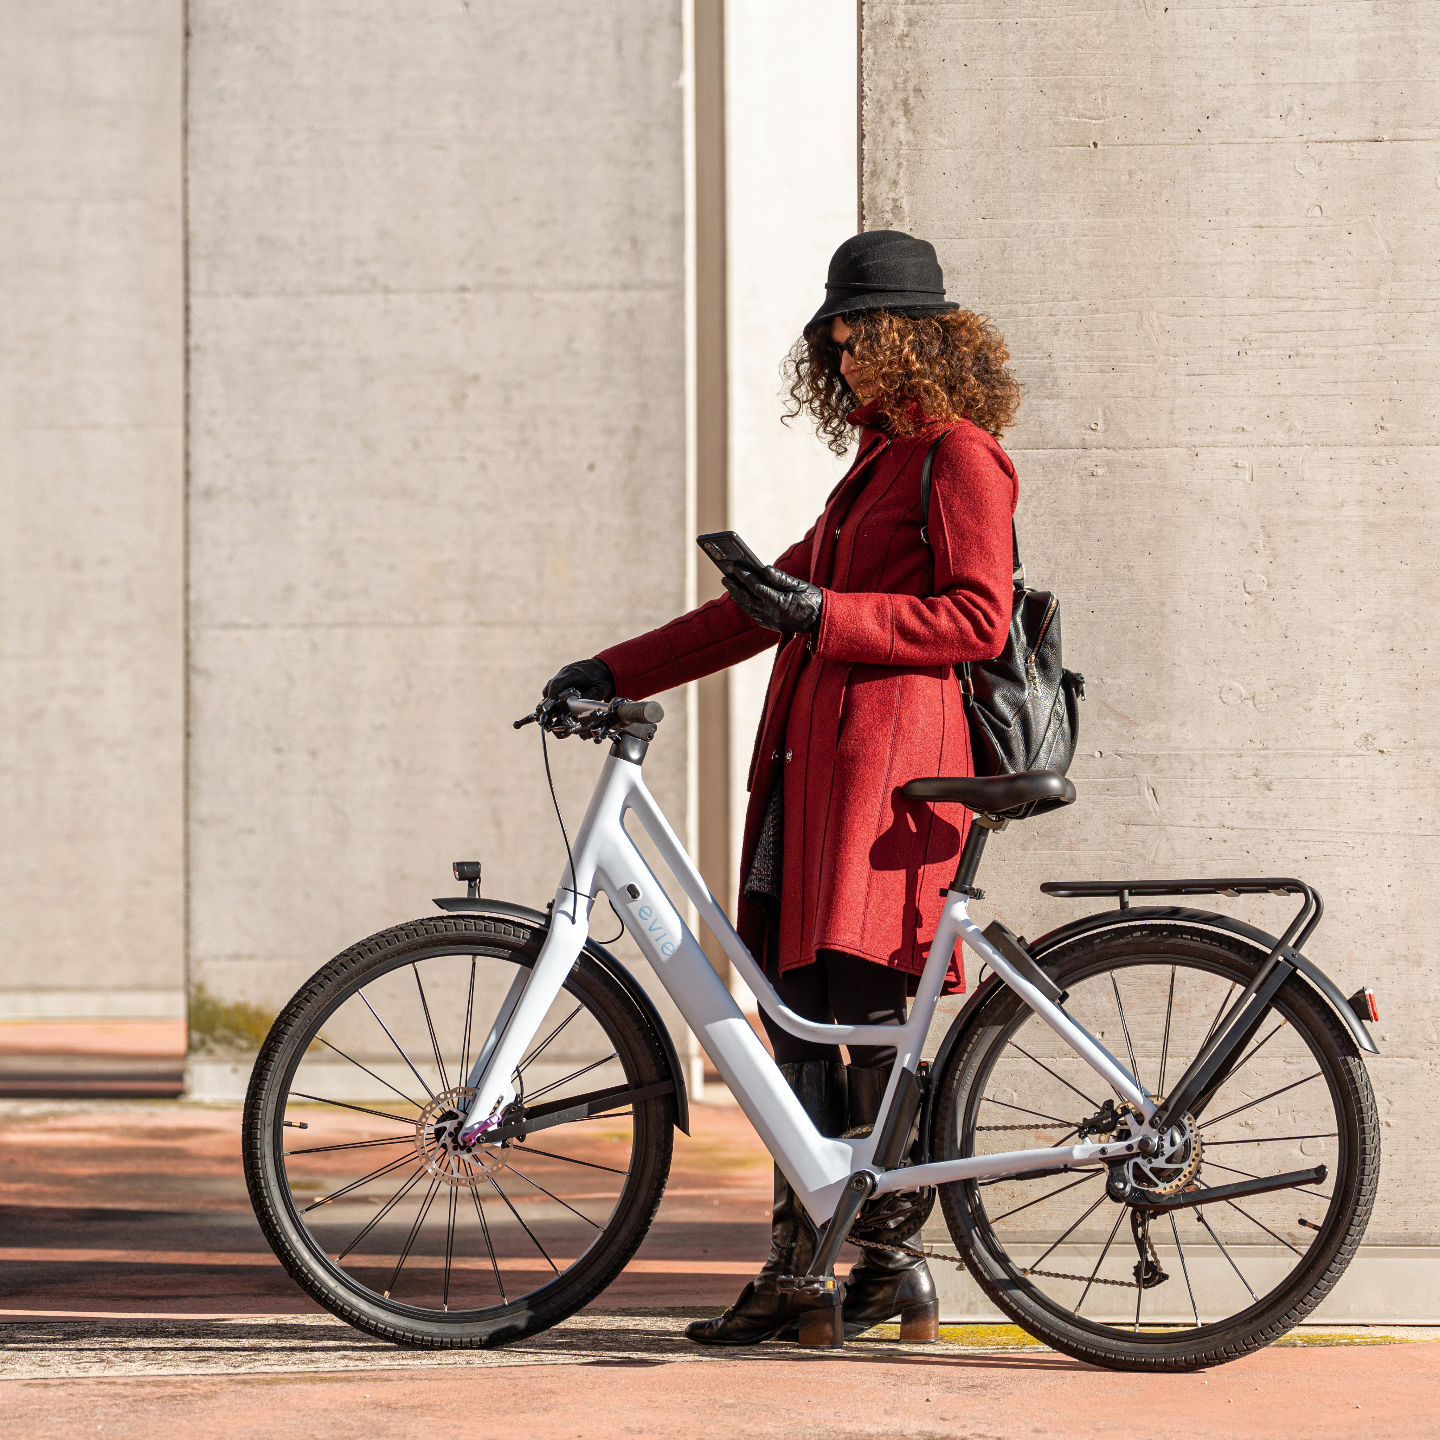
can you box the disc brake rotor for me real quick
[1122,1104,1203,1196]
[416,1086,504,1184]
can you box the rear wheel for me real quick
[243,913,676,1348]
[931,924,1379,1370]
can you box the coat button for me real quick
[834,525,841,540]
[784,748,794,763]
[770,748,780,762]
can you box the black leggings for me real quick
[761,947,909,1070]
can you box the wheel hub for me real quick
[415,1086,504,1184]
[1121,1103,1203,1197]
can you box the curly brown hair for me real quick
[780,309,1022,455]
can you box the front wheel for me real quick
[243,913,676,1348]
[930,923,1379,1371]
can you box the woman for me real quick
[543,229,1022,1345]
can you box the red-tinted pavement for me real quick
[0,1097,1433,1439]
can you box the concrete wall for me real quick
[0,2,186,1020]
[860,0,1439,1305]
[723,1,860,1000]
[184,1,695,1078]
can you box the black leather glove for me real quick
[543,657,615,702]
[721,564,824,636]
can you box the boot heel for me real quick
[898,1299,939,1343]
[797,1301,845,1349]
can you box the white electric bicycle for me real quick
[244,691,1379,1370]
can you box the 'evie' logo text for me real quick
[635,903,678,958]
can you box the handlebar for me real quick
[514,692,665,739]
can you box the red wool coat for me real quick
[595,397,1019,994]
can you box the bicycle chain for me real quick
[844,1234,1136,1288]
[848,1117,1141,1288]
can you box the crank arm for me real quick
[481,1079,676,1145]
[1136,1165,1328,1212]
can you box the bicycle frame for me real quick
[459,748,1154,1223]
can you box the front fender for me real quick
[432,896,690,1133]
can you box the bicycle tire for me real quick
[243,913,676,1348]
[931,923,1379,1371]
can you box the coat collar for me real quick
[845,395,947,436]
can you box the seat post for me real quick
[949,813,1008,894]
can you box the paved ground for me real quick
[0,1096,1434,1438]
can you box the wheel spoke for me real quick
[385,1174,444,1298]
[1200,983,1238,1051]
[442,1185,459,1310]
[413,964,451,1094]
[1195,1181,1302,1256]
[358,991,437,1102]
[518,1004,584,1076]
[502,1159,604,1229]
[1168,1212,1201,1327]
[304,1149,420,1212]
[1203,1071,1323,1129]
[287,1134,413,1158]
[1195,1207,1258,1302]
[524,1053,620,1104]
[337,1165,428,1262]
[1205,1132,1336,1148]
[1076,1207,1126,1313]
[1211,1019,1289,1095]
[290,1092,418,1128]
[980,1097,1076,1130]
[314,1035,426,1113]
[509,1142,627,1177]
[459,956,477,1083]
[1110,972,1143,1093]
[466,1176,507,1302]
[1157,966,1177,1099]
[1025,1192,1108,1272]
[989,1171,1099,1225]
[1011,1042,1101,1110]
[488,1174,560,1273]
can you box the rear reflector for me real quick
[1347,987,1379,1024]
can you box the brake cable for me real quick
[535,697,624,943]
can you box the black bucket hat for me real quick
[805,228,960,333]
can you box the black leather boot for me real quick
[840,1062,940,1341]
[684,1057,847,1346]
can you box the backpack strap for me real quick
[920,431,1022,586]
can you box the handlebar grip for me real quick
[561,695,611,719]
[613,699,664,726]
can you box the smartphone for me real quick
[697,530,767,580]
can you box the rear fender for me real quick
[1026,905,1378,1056]
[917,902,1378,1161]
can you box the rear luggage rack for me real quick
[1041,875,1323,982]
[1041,877,1306,900]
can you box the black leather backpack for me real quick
[920,434,1086,819]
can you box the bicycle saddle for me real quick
[901,770,1075,817]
